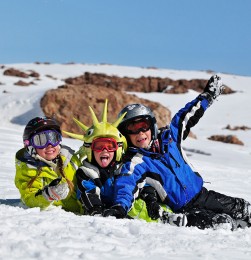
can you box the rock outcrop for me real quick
[64,72,235,94]
[208,135,244,145]
[40,72,240,142]
[41,84,171,136]
[3,68,40,78]
[224,124,251,131]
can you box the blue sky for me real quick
[1,0,251,76]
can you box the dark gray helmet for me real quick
[118,104,158,140]
[23,117,61,145]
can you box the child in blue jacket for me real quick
[103,75,251,230]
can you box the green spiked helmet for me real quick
[64,99,127,163]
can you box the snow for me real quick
[0,63,251,259]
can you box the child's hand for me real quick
[103,205,126,218]
[88,205,103,216]
[204,75,224,99]
[38,177,70,201]
[140,186,161,220]
[145,201,162,220]
[200,75,225,106]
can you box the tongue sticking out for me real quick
[101,157,109,167]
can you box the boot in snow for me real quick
[186,209,237,231]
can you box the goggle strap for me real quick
[84,143,92,148]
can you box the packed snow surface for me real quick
[0,63,251,259]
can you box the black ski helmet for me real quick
[23,117,61,146]
[117,104,158,140]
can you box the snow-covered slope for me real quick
[0,63,251,260]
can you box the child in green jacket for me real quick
[15,116,81,213]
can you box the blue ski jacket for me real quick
[113,95,210,212]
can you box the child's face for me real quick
[94,149,115,168]
[36,144,60,161]
[129,129,152,149]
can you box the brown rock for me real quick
[46,75,57,80]
[224,124,251,131]
[29,71,40,78]
[41,72,236,140]
[64,72,235,94]
[3,68,29,78]
[14,80,34,86]
[40,84,171,136]
[208,135,244,145]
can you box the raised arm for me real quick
[170,75,224,142]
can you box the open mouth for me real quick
[137,137,147,143]
[100,155,110,167]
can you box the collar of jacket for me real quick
[128,146,163,159]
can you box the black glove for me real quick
[200,75,224,106]
[88,205,103,216]
[103,205,127,219]
[145,201,162,220]
[140,186,161,220]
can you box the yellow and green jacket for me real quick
[128,199,171,222]
[15,145,82,213]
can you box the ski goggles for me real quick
[91,138,118,152]
[125,117,152,134]
[30,130,62,149]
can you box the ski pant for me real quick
[180,187,250,229]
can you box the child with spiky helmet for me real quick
[65,99,127,164]
[64,99,129,216]
[65,100,186,225]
